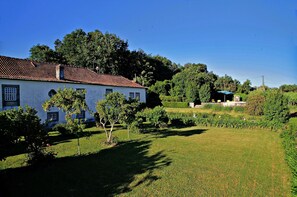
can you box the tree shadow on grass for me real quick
[290,112,297,118]
[142,126,207,138]
[47,130,104,146]
[0,140,171,197]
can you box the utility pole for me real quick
[261,75,265,87]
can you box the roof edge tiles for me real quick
[0,55,144,89]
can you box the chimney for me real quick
[56,64,64,80]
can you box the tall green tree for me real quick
[42,88,89,155]
[199,83,212,103]
[29,29,179,86]
[238,79,252,94]
[29,44,65,63]
[214,75,239,92]
[170,63,217,102]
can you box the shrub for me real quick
[162,102,188,108]
[288,118,297,133]
[264,90,290,123]
[52,123,72,136]
[0,106,55,164]
[285,92,297,106]
[141,106,168,128]
[246,90,265,116]
[160,95,184,102]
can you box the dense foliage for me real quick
[168,113,284,130]
[0,106,54,164]
[161,102,189,108]
[43,88,89,155]
[263,90,290,123]
[138,106,168,128]
[30,29,179,86]
[245,90,266,116]
[285,92,297,106]
[279,84,297,92]
[202,104,245,113]
[96,92,142,143]
[281,118,297,195]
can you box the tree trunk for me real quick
[108,124,114,143]
[128,127,130,140]
[77,136,81,155]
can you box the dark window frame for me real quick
[76,88,86,119]
[48,89,57,98]
[47,112,59,122]
[105,88,113,95]
[2,84,20,108]
[135,92,140,100]
[129,92,135,99]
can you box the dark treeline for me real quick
[29,29,180,87]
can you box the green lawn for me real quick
[0,126,291,196]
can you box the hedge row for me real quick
[168,113,284,130]
[202,104,245,113]
[162,102,189,108]
[281,118,297,196]
[159,95,185,102]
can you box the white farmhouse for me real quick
[0,55,146,123]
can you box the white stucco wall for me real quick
[0,79,146,123]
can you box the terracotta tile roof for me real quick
[0,55,144,88]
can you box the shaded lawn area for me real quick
[0,126,291,196]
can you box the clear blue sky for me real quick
[1,0,296,87]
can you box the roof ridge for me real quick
[0,55,145,88]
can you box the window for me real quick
[2,85,20,108]
[76,111,85,119]
[106,89,113,95]
[48,89,57,98]
[76,88,86,119]
[129,92,135,99]
[47,112,59,122]
[135,92,140,100]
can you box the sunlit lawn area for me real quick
[0,126,291,196]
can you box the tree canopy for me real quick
[29,29,180,87]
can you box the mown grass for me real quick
[0,126,291,196]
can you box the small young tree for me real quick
[43,88,89,155]
[96,92,125,144]
[120,98,141,139]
